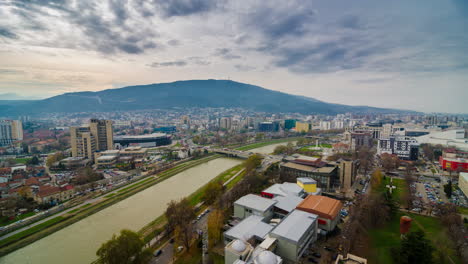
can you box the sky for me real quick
[0,0,467,113]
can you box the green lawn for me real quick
[457,206,468,215]
[375,177,408,206]
[0,216,65,248]
[0,212,35,227]
[13,158,31,164]
[369,212,461,264]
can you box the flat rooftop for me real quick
[270,209,317,243]
[234,194,277,212]
[224,215,274,241]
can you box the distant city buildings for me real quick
[378,136,419,160]
[0,120,23,146]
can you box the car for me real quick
[169,238,175,244]
[312,252,321,258]
[153,249,163,257]
[308,257,318,263]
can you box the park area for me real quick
[368,212,461,264]
[368,173,461,264]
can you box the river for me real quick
[0,141,295,264]
[0,158,241,264]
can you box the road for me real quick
[0,172,150,241]
[149,208,211,264]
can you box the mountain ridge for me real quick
[0,79,417,116]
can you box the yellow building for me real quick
[295,122,311,132]
[297,177,319,194]
[460,172,468,198]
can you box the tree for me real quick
[207,209,224,248]
[164,198,196,249]
[396,231,434,264]
[381,153,400,172]
[75,167,103,185]
[443,180,452,198]
[96,229,152,264]
[244,154,262,174]
[46,152,65,167]
[27,156,40,165]
[273,142,295,155]
[202,181,223,205]
[371,169,383,190]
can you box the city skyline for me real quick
[0,0,467,113]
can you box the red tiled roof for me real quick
[25,177,41,186]
[36,186,61,198]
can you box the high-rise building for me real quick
[71,119,113,160]
[319,121,331,130]
[378,136,419,160]
[89,119,113,151]
[0,120,23,146]
[220,117,232,130]
[181,115,190,126]
[284,119,296,130]
[70,127,96,160]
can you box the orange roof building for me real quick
[296,195,343,232]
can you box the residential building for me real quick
[70,126,96,160]
[378,136,419,160]
[269,210,318,263]
[89,119,114,151]
[320,121,331,130]
[0,120,23,146]
[234,194,276,220]
[71,119,113,160]
[338,160,358,194]
[220,117,232,130]
[349,132,373,151]
[296,195,342,233]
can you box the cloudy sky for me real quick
[0,0,467,113]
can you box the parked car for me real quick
[308,257,318,263]
[153,249,163,257]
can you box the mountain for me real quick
[0,79,414,116]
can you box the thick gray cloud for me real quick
[149,60,187,67]
[0,27,17,39]
[1,0,160,54]
[0,0,467,112]
[213,48,241,60]
[154,0,221,17]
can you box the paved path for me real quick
[223,168,245,187]
[0,173,150,241]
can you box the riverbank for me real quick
[235,137,299,151]
[0,154,221,257]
